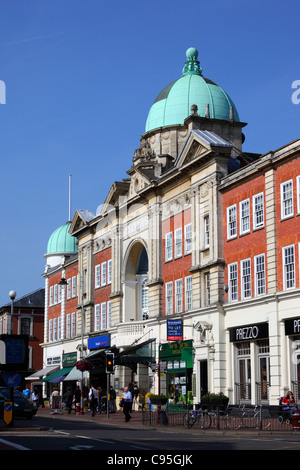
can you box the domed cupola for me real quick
[145,47,240,133]
[45,221,77,268]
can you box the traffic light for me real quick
[105,352,114,373]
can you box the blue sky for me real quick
[0,0,299,306]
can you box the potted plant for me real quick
[150,395,168,405]
[200,392,229,410]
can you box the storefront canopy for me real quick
[25,365,59,381]
[117,338,156,366]
[63,366,89,381]
[41,366,73,383]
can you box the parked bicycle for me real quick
[226,405,271,430]
[183,408,211,429]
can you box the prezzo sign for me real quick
[229,322,269,343]
[285,317,300,336]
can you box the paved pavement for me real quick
[0,406,148,432]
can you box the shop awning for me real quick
[117,338,156,366]
[63,366,89,381]
[25,365,59,381]
[41,366,73,383]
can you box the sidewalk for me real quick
[0,406,148,431]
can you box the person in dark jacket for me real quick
[64,388,73,414]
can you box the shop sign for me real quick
[285,317,300,336]
[167,319,183,341]
[62,352,77,367]
[88,334,110,350]
[229,322,268,343]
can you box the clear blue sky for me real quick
[0,0,299,306]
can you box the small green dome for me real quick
[145,47,239,133]
[46,222,77,255]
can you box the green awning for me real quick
[41,366,73,383]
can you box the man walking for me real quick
[122,386,132,422]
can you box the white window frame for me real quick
[283,245,295,290]
[253,193,264,229]
[94,304,100,331]
[165,232,173,261]
[101,262,107,286]
[107,259,112,284]
[53,318,57,341]
[95,264,100,288]
[53,284,57,304]
[227,205,237,239]
[67,278,71,299]
[205,272,211,306]
[204,216,210,248]
[107,301,111,328]
[101,302,106,330]
[72,276,77,297]
[175,228,182,258]
[165,281,173,315]
[281,179,293,219]
[185,276,192,311]
[66,314,71,338]
[228,262,238,302]
[184,223,192,254]
[241,258,251,299]
[71,312,76,337]
[239,199,250,235]
[175,279,183,313]
[49,286,53,306]
[254,253,266,296]
[297,176,300,214]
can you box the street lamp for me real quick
[59,270,85,414]
[9,290,17,335]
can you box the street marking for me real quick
[0,438,29,450]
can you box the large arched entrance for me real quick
[123,241,149,323]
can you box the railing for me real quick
[235,382,270,404]
[141,403,300,432]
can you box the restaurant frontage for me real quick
[159,340,194,407]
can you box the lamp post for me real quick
[9,290,17,335]
[59,270,85,414]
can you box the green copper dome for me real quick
[145,47,239,133]
[46,221,77,255]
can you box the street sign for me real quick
[3,401,13,426]
[4,372,21,387]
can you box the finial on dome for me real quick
[182,47,202,76]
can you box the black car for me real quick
[0,387,37,420]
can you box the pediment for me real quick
[176,129,232,168]
[69,209,95,235]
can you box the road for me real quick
[1,412,300,455]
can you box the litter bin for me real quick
[292,410,300,430]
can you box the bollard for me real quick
[292,410,300,431]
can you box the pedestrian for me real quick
[74,385,81,413]
[122,386,132,422]
[64,388,73,414]
[23,388,31,398]
[132,382,139,411]
[109,385,116,413]
[89,385,98,416]
[32,387,39,408]
[51,388,59,410]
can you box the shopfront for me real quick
[229,322,269,404]
[159,340,193,406]
[285,317,300,401]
